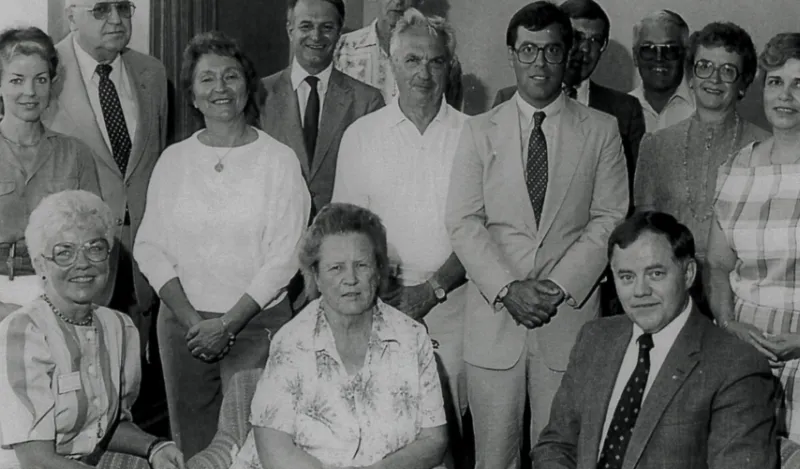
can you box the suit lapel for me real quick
[622,309,704,469]
[537,99,587,237]
[489,100,538,234]
[55,38,120,178]
[123,50,154,181]
[588,81,612,116]
[275,69,310,177]
[310,70,352,180]
[579,322,632,469]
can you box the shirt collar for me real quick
[290,58,333,92]
[515,91,566,128]
[349,19,380,50]
[631,298,693,350]
[631,77,694,115]
[73,35,124,84]
[577,79,591,103]
[387,96,451,128]
[311,299,400,353]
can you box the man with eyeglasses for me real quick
[446,2,628,468]
[43,0,168,358]
[628,10,695,132]
[494,0,645,214]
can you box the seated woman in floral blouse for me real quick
[230,203,448,469]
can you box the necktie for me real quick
[597,333,654,469]
[95,64,131,175]
[303,75,321,167]
[564,85,578,99]
[525,111,548,224]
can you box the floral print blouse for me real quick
[230,298,446,468]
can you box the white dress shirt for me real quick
[333,98,467,285]
[597,300,693,458]
[515,91,565,183]
[629,78,695,133]
[73,37,138,151]
[134,128,311,312]
[574,79,591,106]
[290,58,333,126]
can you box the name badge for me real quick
[57,372,82,394]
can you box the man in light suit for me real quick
[445,3,628,468]
[260,0,384,216]
[533,211,777,469]
[44,0,168,353]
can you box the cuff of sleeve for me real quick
[487,276,517,313]
[548,278,577,308]
[245,285,284,309]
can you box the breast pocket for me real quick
[46,178,79,195]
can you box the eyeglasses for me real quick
[43,239,110,267]
[513,43,567,65]
[574,31,607,51]
[693,59,740,83]
[637,43,683,62]
[74,2,136,20]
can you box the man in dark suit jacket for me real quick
[44,1,168,353]
[494,0,644,200]
[260,0,384,215]
[533,211,777,469]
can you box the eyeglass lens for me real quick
[92,2,135,19]
[638,44,682,62]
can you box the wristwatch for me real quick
[427,277,447,303]
[495,283,511,310]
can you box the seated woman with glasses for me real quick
[0,27,101,318]
[633,22,769,315]
[0,190,185,469]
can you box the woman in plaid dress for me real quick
[707,33,800,442]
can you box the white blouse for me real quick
[134,128,311,313]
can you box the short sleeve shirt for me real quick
[0,299,140,464]
[231,299,446,468]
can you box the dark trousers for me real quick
[157,297,292,459]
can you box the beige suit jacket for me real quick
[43,35,168,337]
[446,96,628,371]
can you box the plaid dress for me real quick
[714,142,800,442]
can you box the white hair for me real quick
[26,190,114,273]
[633,10,690,49]
[389,8,456,63]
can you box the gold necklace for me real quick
[681,113,740,222]
[42,294,94,327]
[205,126,247,173]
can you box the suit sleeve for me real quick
[548,123,628,306]
[632,133,657,212]
[366,89,385,114]
[446,119,517,305]
[531,323,589,468]
[707,350,777,469]
[626,101,646,173]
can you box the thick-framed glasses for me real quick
[574,31,607,51]
[42,238,111,267]
[75,2,136,20]
[637,43,683,62]
[513,43,567,65]
[693,59,740,83]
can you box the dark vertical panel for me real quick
[216,0,290,79]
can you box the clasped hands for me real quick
[185,316,234,363]
[502,279,565,329]
[725,321,800,367]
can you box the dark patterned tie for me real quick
[564,85,578,99]
[96,64,131,175]
[597,333,654,469]
[303,75,320,167]
[525,111,548,224]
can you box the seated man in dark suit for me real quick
[533,211,777,469]
[260,0,384,216]
[494,0,644,198]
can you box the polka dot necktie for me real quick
[597,333,654,469]
[96,64,131,175]
[526,111,548,225]
[303,75,320,168]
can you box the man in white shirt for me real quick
[533,211,777,469]
[43,0,168,355]
[332,8,468,464]
[628,10,695,132]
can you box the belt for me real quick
[0,242,35,279]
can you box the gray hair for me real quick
[633,10,690,50]
[389,8,456,64]
[298,203,390,301]
[26,190,114,273]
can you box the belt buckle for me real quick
[7,243,15,281]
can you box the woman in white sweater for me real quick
[133,31,310,459]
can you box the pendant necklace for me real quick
[209,126,247,173]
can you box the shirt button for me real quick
[115,217,123,226]
[86,330,95,341]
